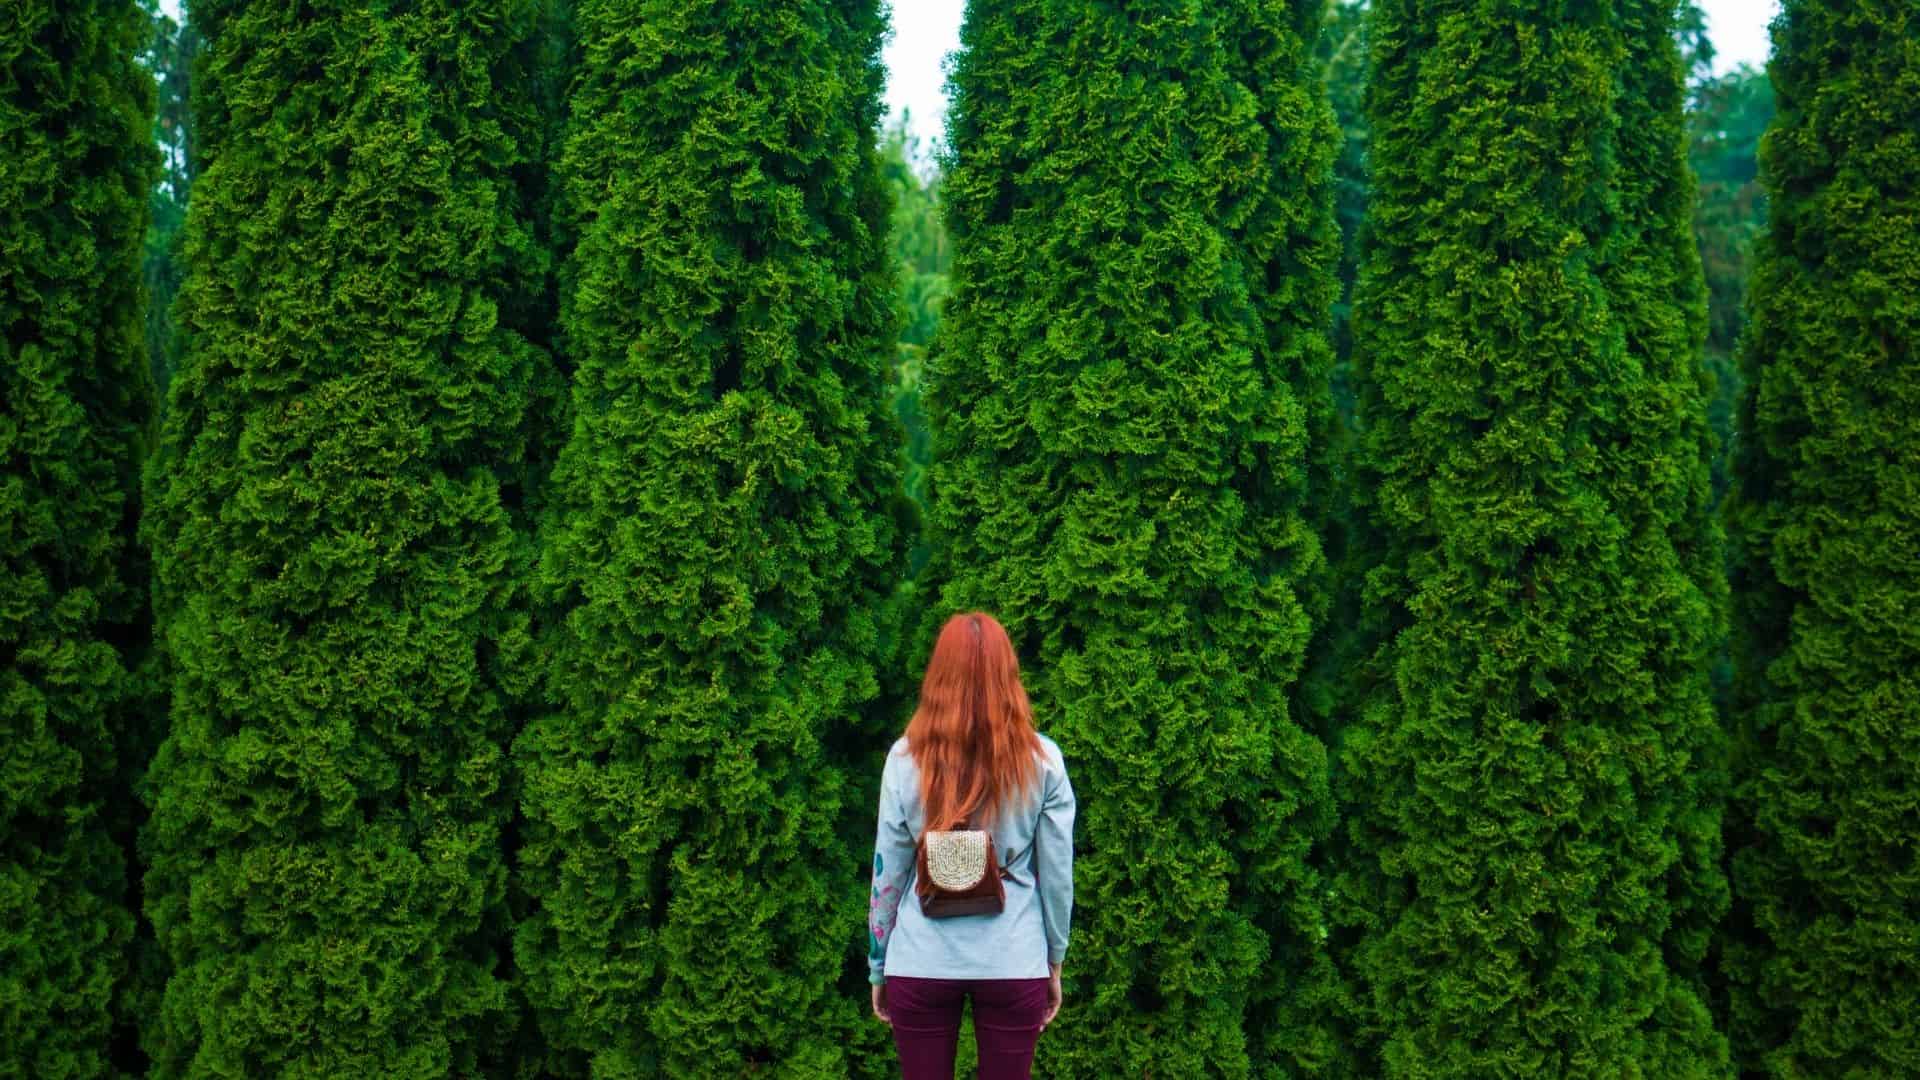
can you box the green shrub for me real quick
[924,1,1338,1073]
[510,1,909,1074]
[0,3,154,1075]
[1336,1,1728,1073]
[138,2,552,1073]
[1721,2,1920,1074]
[1603,0,1729,1014]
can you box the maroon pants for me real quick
[885,976,1050,1080]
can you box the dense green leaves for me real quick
[15,1,1920,1073]
[1318,0,1370,379]
[1,3,154,1076]
[510,1,908,1075]
[138,2,554,1074]
[1689,63,1774,504]
[1336,1,1728,1075]
[925,1,1339,1074]
[1721,2,1920,1074]
[140,8,199,404]
[879,115,950,515]
[1603,0,1729,1017]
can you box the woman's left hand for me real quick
[872,983,891,1025]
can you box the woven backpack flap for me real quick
[915,820,1007,918]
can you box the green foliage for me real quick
[1317,0,1369,382]
[1,4,154,1076]
[510,1,908,1074]
[138,1,554,1073]
[881,113,952,355]
[1721,1,1920,1074]
[925,0,1338,1074]
[1603,0,1728,1016]
[1689,65,1772,364]
[1336,0,1729,1074]
[1227,7,1347,1075]
[1676,1,1716,79]
[139,8,199,405]
[1688,63,1774,504]
[879,114,950,515]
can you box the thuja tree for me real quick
[139,1,553,1074]
[1336,0,1728,1074]
[1227,5,1347,1071]
[1,3,153,1076]
[140,7,201,402]
[511,1,907,1075]
[879,113,950,516]
[1317,0,1370,377]
[1721,2,1920,1074]
[1602,0,1729,1009]
[923,0,1337,1074]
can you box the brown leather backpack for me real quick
[914,819,1009,918]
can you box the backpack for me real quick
[915,818,1008,918]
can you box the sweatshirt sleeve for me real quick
[867,751,916,985]
[1035,752,1076,966]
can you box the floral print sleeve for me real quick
[868,751,916,985]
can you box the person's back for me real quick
[867,613,1076,1080]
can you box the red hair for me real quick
[906,612,1043,832]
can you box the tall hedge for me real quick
[1603,0,1729,1008]
[139,1,553,1073]
[510,1,907,1074]
[1336,0,1728,1074]
[1223,4,1348,1073]
[1721,1,1920,1074]
[924,1,1337,1073]
[0,3,153,1076]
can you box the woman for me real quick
[867,612,1076,1080]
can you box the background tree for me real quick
[1228,3,1348,1073]
[1,3,154,1076]
[1600,0,1729,1019]
[879,112,951,518]
[925,0,1338,1073]
[1720,1,1920,1074]
[1317,0,1369,389]
[1335,0,1729,1073]
[140,6,200,404]
[510,0,909,1074]
[138,0,554,1072]
[1687,62,1773,504]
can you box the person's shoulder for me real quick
[1033,732,1067,772]
[883,736,912,774]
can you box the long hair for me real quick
[905,612,1043,832]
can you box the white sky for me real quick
[1698,0,1780,75]
[157,0,1778,150]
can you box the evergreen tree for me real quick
[881,112,953,358]
[1317,0,1370,380]
[925,0,1337,1073]
[1602,0,1729,1013]
[1,3,154,1076]
[879,113,951,515]
[140,6,201,404]
[511,1,907,1074]
[1721,2,1920,1074]
[1688,62,1773,505]
[1336,0,1729,1074]
[138,1,553,1073]
[1228,6,1348,1074]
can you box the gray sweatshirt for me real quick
[867,734,1075,984]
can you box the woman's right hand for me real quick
[1041,963,1062,1030]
